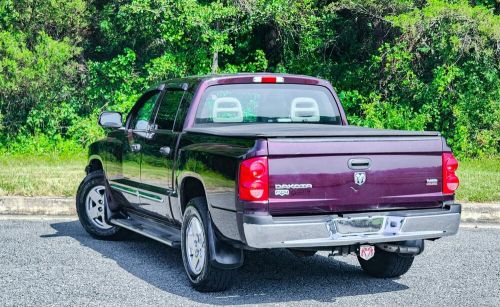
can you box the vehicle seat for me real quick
[212,97,243,123]
[290,97,320,122]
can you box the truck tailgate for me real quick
[267,136,444,215]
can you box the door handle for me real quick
[159,146,171,157]
[348,158,371,170]
[130,143,141,152]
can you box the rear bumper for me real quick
[242,204,461,249]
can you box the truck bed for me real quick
[189,123,446,215]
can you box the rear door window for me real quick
[154,90,186,130]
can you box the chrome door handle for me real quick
[130,143,141,152]
[348,158,371,170]
[159,146,171,157]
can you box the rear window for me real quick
[194,84,342,126]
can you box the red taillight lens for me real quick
[239,157,269,201]
[442,152,459,194]
[261,76,277,83]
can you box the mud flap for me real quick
[207,212,244,269]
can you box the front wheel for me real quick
[357,247,414,278]
[76,171,127,240]
[181,197,236,292]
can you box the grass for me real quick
[455,156,500,203]
[0,154,498,202]
[0,154,86,197]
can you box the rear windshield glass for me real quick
[194,84,342,126]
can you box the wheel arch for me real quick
[179,174,208,215]
[86,155,104,174]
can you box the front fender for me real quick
[87,133,125,179]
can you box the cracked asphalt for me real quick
[0,218,499,306]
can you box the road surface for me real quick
[0,218,498,306]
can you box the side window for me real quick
[173,91,193,131]
[130,92,160,131]
[154,90,185,130]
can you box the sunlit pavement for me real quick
[0,218,499,306]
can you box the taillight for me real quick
[442,152,459,194]
[239,157,269,201]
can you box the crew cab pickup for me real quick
[76,73,461,292]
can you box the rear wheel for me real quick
[181,197,236,292]
[357,247,414,278]
[76,171,127,240]
[288,249,317,258]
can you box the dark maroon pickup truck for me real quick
[76,73,461,291]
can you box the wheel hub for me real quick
[186,216,206,275]
[85,185,113,230]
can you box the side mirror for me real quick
[99,111,123,128]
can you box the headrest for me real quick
[212,97,243,123]
[290,97,320,122]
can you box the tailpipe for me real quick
[376,240,425,256]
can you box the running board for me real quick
[110,217,181,248]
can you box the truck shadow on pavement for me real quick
[46,221,409,305]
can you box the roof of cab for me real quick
[155,73,330,89]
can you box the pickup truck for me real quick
[76,73,461,292]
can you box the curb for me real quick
[460,202,500,224]
[0,196,75,216]
[0,196,499,224]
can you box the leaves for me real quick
[0,0,498,157]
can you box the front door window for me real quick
[130,92,160,137]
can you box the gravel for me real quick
[0,218,499,306]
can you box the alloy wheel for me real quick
[85,185,113,230]
[185,216,206,275]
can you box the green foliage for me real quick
[329,0,499,157]
[0,0,498,157]
[85,48,144,114]
[1,134,84,156]
[0,153,86,197]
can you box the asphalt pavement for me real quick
[0,218,499,306]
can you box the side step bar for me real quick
[110,217,181,248]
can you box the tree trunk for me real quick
[211,50,218,74]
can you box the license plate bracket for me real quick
[333,216,385,234]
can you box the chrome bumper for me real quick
[243,205,461,249]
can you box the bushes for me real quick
[1,134,84,157]
[0,0,498,157]
[378,1,500,156]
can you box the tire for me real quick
[76,170,127,240]
[357,247,414,278]
[181,197,236,292]
[288,249,317,258]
